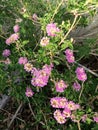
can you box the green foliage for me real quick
[0,0,98,129]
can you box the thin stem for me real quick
[27,98,36,118]
[79,82,84,103]
[51,0,64,21]
[0,108,25,123]
[59,14,79,45]
[0,35,6,39]
[40,109,50,130]
[77,120,81,130]
[7,103,23,129]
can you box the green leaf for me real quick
[61,42,68,50]
[86,117,92,124]
[22,40,29,45]
[23,13,29,18]
[53,59,60,65]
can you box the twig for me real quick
[51,0,64,21]
[28,102,35,118]
[59,14,79,45]
[0,108,25,123]
[75,61,98,77]
[90,52,98,57]
[77,120,81,130]
[79,82,84,103]
[7,102,23,130]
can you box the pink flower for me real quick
[24,63,33,72]
[6,38,11,45]
[73,82,81,91]
[13,25,20,33]
[25,87,34,97]
[50,97,67,108]
[75,67,87,81]
[6,33,19,45]
[93,117,98,123]
[64,49,73,56]
[66,55,75,63]
[67,101,76,111]
[46,23,60,37]
[32,13,38,21]
[2,49,11,57]
[58,97,68,108]
[18,57,28,65]
[40,37,49,46]
[50,97,60,108]
[63,107,71,118]
[81,114,87,122]
[54,110,66,124]
[10,33,19,41]
[77,73,87,81]
[55,80,67,92]
[65,49,75,63]
[54,109,62,118]
[75,67,85,74]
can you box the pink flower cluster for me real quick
[73,82,81,91]
[6,33,19,45]
[31,64,53,87]
[64,49,75,63]
[6,24,20,45]
[50,97,80,124]
[75,67,87,81]
[18,57,28,65]
[46,23,60,37]
[25,87,34,97]
[55,80,67,92]
[54,110,66,124]
[2,49,11,57]
[18,57,33,72]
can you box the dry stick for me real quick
[75,61,98,77]
[0,108,25,123]
[28,102,35,118]
[59,14,79,46]
[90,52,98,57]
[7,103,23,130]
